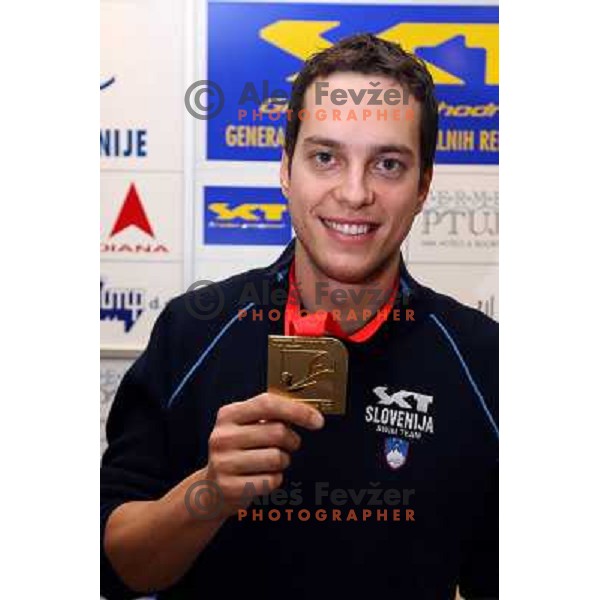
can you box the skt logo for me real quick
[373,386,434,414]
[208,202,288,222]
[204,187,291,245]
[365,386,435,440]
[260,21,498,86]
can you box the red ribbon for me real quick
[283,261,398,343]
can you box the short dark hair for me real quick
[284,33,438,179]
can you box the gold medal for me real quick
[267,335,348,415]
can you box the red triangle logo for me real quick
[109,183,155,238]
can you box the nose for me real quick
[333,163,374,209]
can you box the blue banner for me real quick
[204,186,291,245]
[207,2,498,165]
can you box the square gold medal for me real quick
[267,335,348,415]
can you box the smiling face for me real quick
[281,71,432,285]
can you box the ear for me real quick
[280,151,291,199]
[414,167,433,215]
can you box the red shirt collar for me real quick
[284,259,398,343]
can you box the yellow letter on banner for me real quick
[260,21,499,86]
[260,21,339,81]
[209,203,260,221]
[377,23,498,85]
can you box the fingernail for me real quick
[311,411,325,429]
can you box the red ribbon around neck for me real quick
[283,261,398,343]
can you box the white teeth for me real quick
[324,219,372,236]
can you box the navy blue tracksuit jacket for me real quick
[101,240,499,599]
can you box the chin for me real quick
[316,258,379,285]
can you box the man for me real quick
[101,34,498,599]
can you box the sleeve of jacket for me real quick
[457,313,499,599]
[100,300,178,600]
[458,461,499,600]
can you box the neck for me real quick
[293,241,400,335]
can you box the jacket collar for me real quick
[264,238,424,309]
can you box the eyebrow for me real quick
[302,135,415,158]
